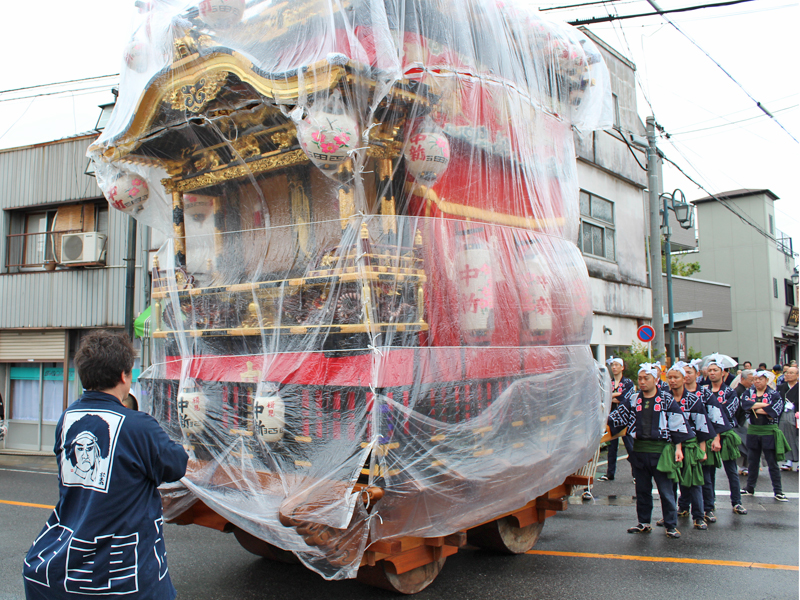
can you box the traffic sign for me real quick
[637,325,655,343]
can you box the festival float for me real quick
[89,0,613,592]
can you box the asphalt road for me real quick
[1,451,797,600]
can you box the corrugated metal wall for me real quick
[0,135,147,329]
[0,135,101,207]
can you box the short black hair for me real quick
[74,330,134,391]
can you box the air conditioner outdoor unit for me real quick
[61,232,106,265]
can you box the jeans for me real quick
[745,437,783,494]
[630,451,678,528]
[702,460,741,509]
[677,483,704,519]
[606,435,634,478]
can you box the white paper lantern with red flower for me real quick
[297,110,359,174]
[184,194,215,224]
[124,41,148,73]
[254,391,285,443]
[404,130,450,183]
[198,0,245,28]
[103,171,149,215]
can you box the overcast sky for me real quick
[0,0,797,256]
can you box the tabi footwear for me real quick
[732,504,748,515]
[677,509,690,518]
[627,524,652,534]
[703,511,717,523]
[598,474,614,481]
[740,489,754,496]
[655,518,665,527]
[774,493,789,502]
[665,527,681,539]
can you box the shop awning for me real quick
[134,305,151,339]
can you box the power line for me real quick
[0,84,117,103]
[567,0,758,25]
[0,74,119,95]
[540,0,637,11]
[663,104,798,136]
[659,147,784,249]
[643,0,799,144]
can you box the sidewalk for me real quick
[0,452,58,474]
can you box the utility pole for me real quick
[123,215,137,341]
[646,117,665,361]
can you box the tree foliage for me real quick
[662,254,701,277]
[616,342,664,382]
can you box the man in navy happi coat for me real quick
[608,363,696,539]
[23,330,188,599]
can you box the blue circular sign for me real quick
[637,325,656,343]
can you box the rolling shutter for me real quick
[0,330,66,362]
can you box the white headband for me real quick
[606,357,623,366]
[668,364,686,376]
[755,370,771,379]
[688,359,703,371]
[638,363,660,379]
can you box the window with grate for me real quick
[579,190,616,262]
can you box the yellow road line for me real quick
[526,550,798,571]
[0,499,55,510]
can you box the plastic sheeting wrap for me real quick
[89,0,613,580]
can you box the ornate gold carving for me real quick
[366,142,402,160]
[170,71,228,113]
[194,149,222,172]
[231,135,261,160]
[240,361,262,383]
[172,191,186,260]
[162,149,309,194]
[271,131,294,149]
[338,185,355,230]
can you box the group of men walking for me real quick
[602,356,795,539]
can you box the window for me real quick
[612,94,621,129]
[774,277,779,299]
[786,279,796,307]
[579,190,616,261]
[6,201,107,270]
[769,214,774,235]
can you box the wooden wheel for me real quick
[357,557,446,594]
[233,527,300,564]
[467,517,544,554]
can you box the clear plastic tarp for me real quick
[89,0,612,580]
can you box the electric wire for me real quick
[0,74,119,95]
[0,84,118,104]
[662,104,798,136]
[567,0,758,25]
[643,0,798,144]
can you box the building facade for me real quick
[0,134,150,452]
[688,189,797,365]
[575,30,653,361]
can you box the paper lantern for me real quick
[404,131,450,183]
[297,110,359,173]
[254,391,285,443]
[124,41,148,73]
[177,384,208,436]
[103,171,149,214]
[198,0,245,28]
[455,230,494,343]
[519,244,553,342]
[184,194,215,224]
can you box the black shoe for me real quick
[598,474,614,481]
[665,527,681,539]
[704,511,717,523]
[733,504,748,515]
[627,523,652,534]
[775,493,789,502]
[740,489,754,496]
[677,509,690,518]
[693,519,708,530]
[655,518,664,527]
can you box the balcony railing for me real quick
[777,229,795,257]
[5,230,81,269]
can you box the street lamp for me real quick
[792,267,799,287]
[660,188,694,364]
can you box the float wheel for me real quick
[357,557,446,594]
[467,517,544,554]
[232,527,300,564]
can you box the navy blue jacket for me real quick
[703,383,740,434]
[673,387,716,442]
[608,388,695,444]
[741,387,784,427]
[24,391,188,599]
